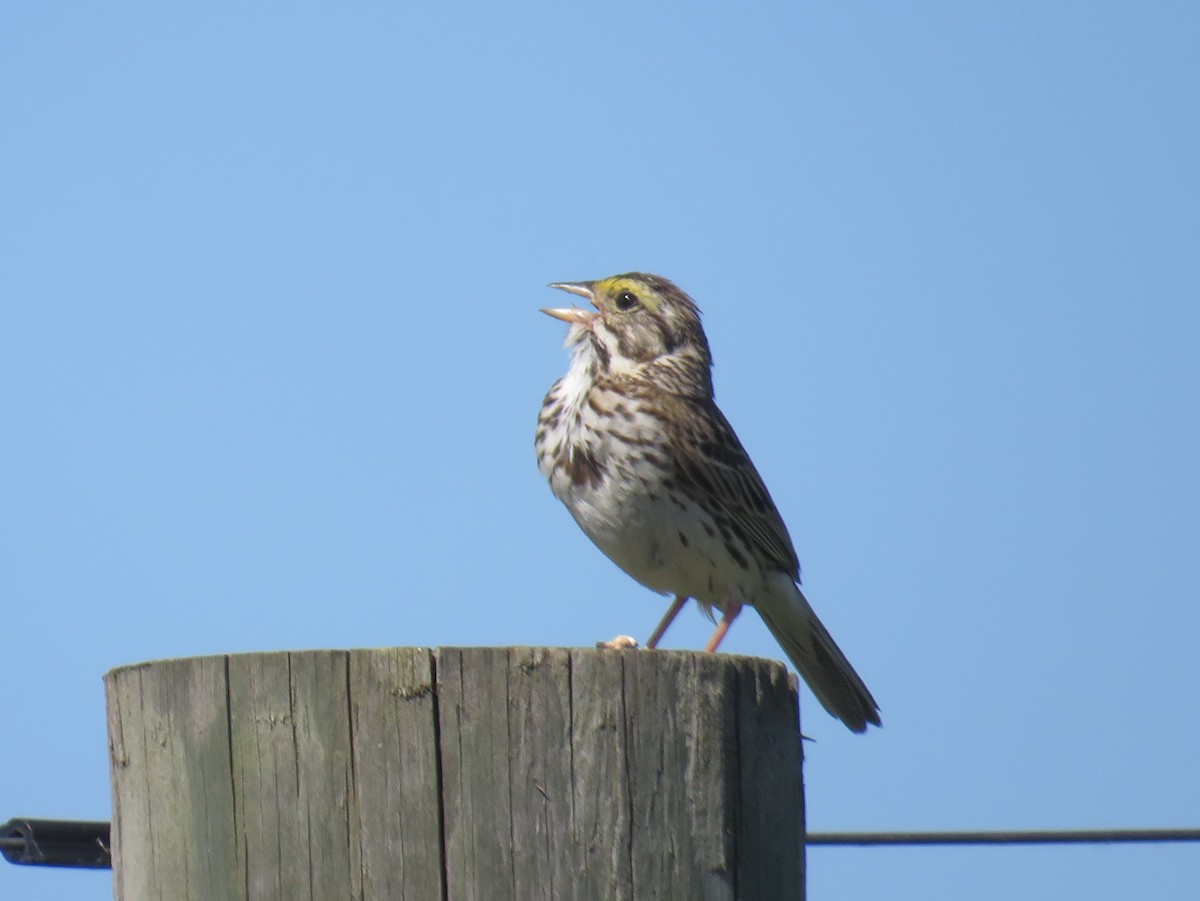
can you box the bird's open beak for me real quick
[541,281,599,324]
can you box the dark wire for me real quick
[807,828,1200,846]
[4,823,1200,871]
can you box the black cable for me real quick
[4,818,1199,870]
[1,819,111,869]
[807,828,1200,846]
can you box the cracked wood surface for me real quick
[106,647,803,900]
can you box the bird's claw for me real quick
[595,634,639,650]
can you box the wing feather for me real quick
[660,395,801,580]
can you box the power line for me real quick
[808,828,1200,847]
[4,818,1199,870]
[1,819,110,869]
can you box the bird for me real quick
[535,272,881,732]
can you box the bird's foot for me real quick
[595,634,639,650]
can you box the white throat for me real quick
[557,326,599,412]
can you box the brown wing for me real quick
[659,394,802,580]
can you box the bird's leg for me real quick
[704,600,744,653]
[645,595,689,649]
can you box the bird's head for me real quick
[542,273,712,380]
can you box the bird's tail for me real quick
[756,574,881,733]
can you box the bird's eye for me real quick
[615,291,640,312]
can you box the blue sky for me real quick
[3,3,1198,899]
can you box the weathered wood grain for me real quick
[107,655,238,900]
[107,647,804,900]
[348,646,443,899]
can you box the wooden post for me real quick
[105,647,804,900]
